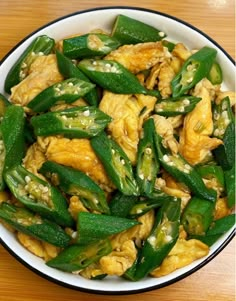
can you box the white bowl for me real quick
[0,6,235,295]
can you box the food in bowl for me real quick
[0,8,235,293]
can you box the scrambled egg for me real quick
[10,54,63,106]
[179,79,223,165]
[99,91,156,164]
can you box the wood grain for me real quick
[0,1,235,300]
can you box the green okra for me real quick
[224,165,235,208]
[154,132,217,202]
[0,130,6,191]
[212,96,235,170]
[0,93,11,118]
[56,50,99,106]
[76,212,140,245]
[1,105,25,174]
[78,59,156,96]
[189,214,235,246]
[46,239,112,272]
[91,132,139,196]
[27,78,95,112]
[30,106,111,138]
[134,197,181,280]
[171,46,217,97]
[181,196,215,236]
[136,118,159,195]
[5,164,74,227]
[39,160,110,214]
[128,198,163,218]
[207,61,223,85]
[5,35,55,94]
[0,202,71,247]
[109,191,138,218]
[162,40,176,52]
[195,164,225,190]
[111,14,166,45]
[63,33,121,59]
[154,96,201,117]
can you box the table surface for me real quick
[0,0,235,300]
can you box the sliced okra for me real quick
[0,93,11,118]
[212,97,235,170]
[63,33,121,59]
[27,78,95,112]
[91,132,140,196]
[46,239,112,272]
[30,106,111,138]
[136,118,159,195]
[109,191,138,218]
[128,198,163,218]
[5,164,74,227]
[224,165,235,208]
[111,14,166,45]
[56,50,99,106]
[207,61,223,85]
[39,161,110,214]
[0,202,71,247]
[1,105,25,174]
[0,130,6,191]
[181,196,215,236]
[161,40,176,52]
[5,35,55,94]
[171,46,217,97]
[154,132,217,202]
[134,197,181,280]
[78,59,155,96]
[154,96,201,116]
[76,212,140,245]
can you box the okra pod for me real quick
[111,14,166,45]
[30,106,111,138]
[76,212,140,245]
[47,239,112,272]
[0,93,11,118]
[109,191,138,218]
[27,78,95,112]
[0,202,70,247]
[134,198,181,280]
[128,198,163,218]
[154,96,201,117]
[5,164,74,227]
[224,165,235,208]
[0,130,6,191]
[171,46,217,97]
[39,160,110,214]
[91,132,139,196]
[195,164,225,190]
[78,59,155,96]
[1,105,25,173]
[189,214,235,246]
[181,196,215,236]
[56,50,99,106]
[212,96,235,170]
[5,35,55,94]
[154,132,217,202]
[63,33,121,59]
[136,118,159,195]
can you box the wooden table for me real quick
[0,1,235,300]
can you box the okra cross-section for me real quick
[91,132,139,196]
[47,239,112,272]
[27,78,95,112]
[63,33,121,59]
[5,35,55,94]
[78,59,153,95]
[0,202,71,247]
[30,106,112,138]
[154,96,201,116]
[154,132,217,202]
[4,164,74,227]
[134,197,181,280]
[39,161,110,214]
[171,46,217,97]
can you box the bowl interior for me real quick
[0,7,235,294]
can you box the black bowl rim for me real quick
[0,5,235,296]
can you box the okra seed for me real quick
[111,149,115,155]
[145,148,152,155]
[92,60,97,65]
[121,159,125,165]
[186,77,193,83]
[214,128,220,136]
[222,102,228,110]
[178,106,185,112]
[183,98,190,106]
[183,168,190,174]
[184,164,191,170]
[38,52,44,56]
[159,31,165,37]
[71,231,77,239]
[165,235,172,243]
[25,176,31,183]
[163,154,170,162]
[21,62,27,68]
[83,110,90,117]
[68,82,74,87]
[139,173,144,180]
[136,209,143,214]
[214,112,220,120]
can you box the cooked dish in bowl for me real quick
[0,8,235,293]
